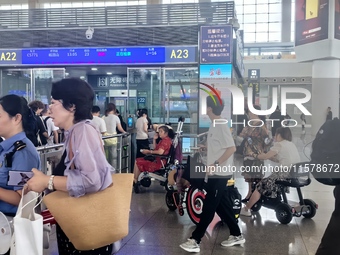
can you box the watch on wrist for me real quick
[48,175,55,191]
[214,160,219,165]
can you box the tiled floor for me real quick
[44,129,335,255]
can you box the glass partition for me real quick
[0,68,65,103]
[163,68,198,134]
[127,68,162,123]
[33,69,65,104]
[1,69,32,101]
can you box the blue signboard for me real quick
[22,47,165,65]
[0,46,196,66]
[200,25,232,64]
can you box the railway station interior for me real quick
[0,0,339,255]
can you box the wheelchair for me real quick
[134,145,176,193]
[134,120,184,193]
[249,162,318,224]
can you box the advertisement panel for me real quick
[335,0,340,39]
[295,0,329,46]
[198,64,232,129]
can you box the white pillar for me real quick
[311,60,340,135]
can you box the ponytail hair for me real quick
[0,95,37,141]
[158,125,175,139]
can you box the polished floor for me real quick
[44,128,335,255]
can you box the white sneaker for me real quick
[180,238,200,253]
[221,235,246,247]
[240,206,252,217]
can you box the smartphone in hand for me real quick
[7,171,33,187]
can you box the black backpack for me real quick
[310,118,340,185]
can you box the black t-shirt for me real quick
[35,115,48,145]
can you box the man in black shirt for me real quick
[28,100,49,146]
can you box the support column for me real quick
[147,0,162,25]
[281,0,292,42]
[311,60,340,135]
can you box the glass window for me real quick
[243,5,256,14]
[245,32,256,43]
[256,4,268,13]
[243,14,256,23]
[50,3,62,8]
[72,3,83,7]
[244,23,256,32]
[269,3,281,12]
[61,3,72,8]
[256,14,268,22]
[257,0,269,4]
[269,13,281,22]
[269,22,280,32]
[256,32,268,42]
[268,32,281,41]
[83,2,94,7]
[244,0,256,4]
[256,23,268,32]
[105,2,117,6]
[94,2,105,7]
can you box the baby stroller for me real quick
[165,152,241,225]
[134,120,183,192]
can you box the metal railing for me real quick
[0,2,234,30]
[36,132,131,174]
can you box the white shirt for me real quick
[136,117,148,140]
[42,116,59,137]
[207,121,235,176]
[270,140,300,167]
[102,114,120,134]
[92,116,107,134]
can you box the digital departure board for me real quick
[0,46,197,66]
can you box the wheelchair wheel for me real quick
[186,186,206,225]
[165,191,178,211]
[302,199,317,219]
[251,202,262,212]
[275,203,293,224]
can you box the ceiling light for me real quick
[80,76,85,79]
[65,72,69,76]
[91,68,98,71]
[107,72,112,75]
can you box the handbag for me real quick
[10,191,43,255]
[103,132,118,146]
[43,173,133,251]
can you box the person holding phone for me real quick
[0,95,40,216]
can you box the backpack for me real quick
[310,118,340,185]
[43,116,52,136]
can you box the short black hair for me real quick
[206,95,224,116]
[140,108,148,116]
[158,125,175,139]
[275,127,292,141]
[0,95,36,141]
[28,100,45,112]
[92,105,101,113]
[51,78,94,122]
[41,104,49,115]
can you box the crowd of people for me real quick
[0,77,338,255]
